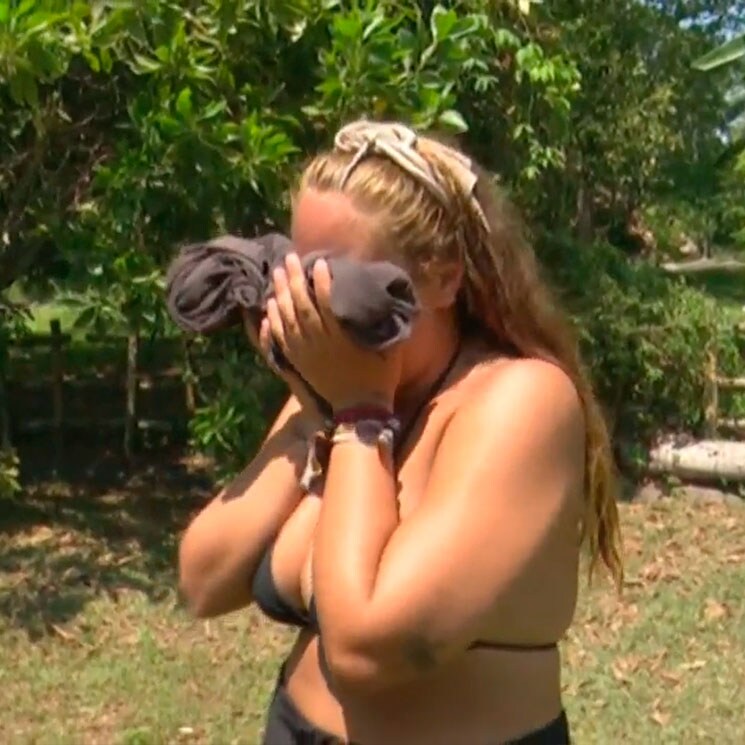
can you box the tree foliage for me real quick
[0,0,743,475]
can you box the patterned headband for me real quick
[333,120,490,232]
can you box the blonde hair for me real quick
[297,122,623,587]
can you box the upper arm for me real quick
[178,395,308,615]
[366,359,585,655]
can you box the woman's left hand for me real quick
[262,253,403,413]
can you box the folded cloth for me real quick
[165,233,291,335]
[263,250,420,352]
[165,232,421,418]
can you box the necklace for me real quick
[392,338,462,465]
[298,339,462,491]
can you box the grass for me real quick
[687,271,745,315]
[1,456,743,745]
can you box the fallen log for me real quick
[648,438,745,482]
[716,377,745,391]
[661,257,745,275]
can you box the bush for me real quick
[538,234,742,453]
[185,331,287,480]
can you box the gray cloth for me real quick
[165,233,291,335]
[164,232,420,413]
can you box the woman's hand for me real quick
[262,253,403,413]
[242,309,325,438]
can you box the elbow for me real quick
[322,639,404,694]
[178,553,215,618]
[177,534,231,619]
[322,626,451,693]
[178,573,219,619]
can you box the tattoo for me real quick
[404,634,439,671]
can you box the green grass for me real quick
[1,468,744,744]
[685,271,745,318]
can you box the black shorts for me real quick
[261,667,571,745]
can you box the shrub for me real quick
[538,234,742,454]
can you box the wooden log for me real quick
[648,438,745,482]
[719,418,745,434]
[124,328,139,460]
[661,257,745,275]
[50,319,64,471]
[716,376,745,391]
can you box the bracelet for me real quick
[333,404,394,425]
[298,415,399,491]
[331,418,399,451]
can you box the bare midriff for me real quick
[283,633,564,744]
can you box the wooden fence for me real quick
[703,319,745,439]
[0,320,195,463]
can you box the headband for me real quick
[333,120,490,232]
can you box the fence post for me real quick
[124,326,139,461]
[50,319,64,471]
[0,344,10,451]
[182,336,196,415]
[703,345,719,438]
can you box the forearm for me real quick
[179,401,314,616]
[313,438,399,654]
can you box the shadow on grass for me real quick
[0,439,215,638]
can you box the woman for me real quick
[178,120,623,744]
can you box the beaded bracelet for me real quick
[298,415,399,491]
[330,418,398,451]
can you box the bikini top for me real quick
[250,342,557,654]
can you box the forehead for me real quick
[290,188,378,259]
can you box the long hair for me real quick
[297,129,623,587]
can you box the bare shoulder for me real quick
[450,355,585,454]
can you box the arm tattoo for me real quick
[403,634,439,671]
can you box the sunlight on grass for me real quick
[1,485,743,744]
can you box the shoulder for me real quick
[443,356,585,465]
[464,355,581,422]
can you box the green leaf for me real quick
[430,6,457,43]
[157,115,183,137]
[438,109,468,133]
[201,100,228,121]
[99,47,112,73]
[693,33,745,72]
[9,66,38,107]
[176,87,193,119]
[129,53,161,74]
[83,50,100,72]
[333,14,361,40]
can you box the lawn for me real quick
[1,454,744,745]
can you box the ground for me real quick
[1,449,744,745]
